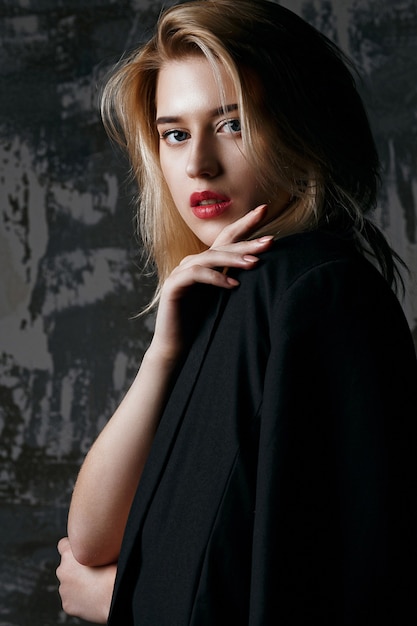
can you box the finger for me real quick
[177,243,274,272]
[214,235,274,256]
[57,537,70,555]
[165,264,240,294]
[212,204,268,247]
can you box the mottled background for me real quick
[0,0,416,624]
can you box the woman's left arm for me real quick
[56,537,116,624]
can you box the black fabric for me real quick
[108,230,417,625]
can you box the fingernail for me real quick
[253,204,268,213]
[243,255,259,262]
[257,235,274,243]
[227,277,240,286]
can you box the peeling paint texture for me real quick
[0,1,416,623]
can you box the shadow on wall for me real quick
[0,0,416,624]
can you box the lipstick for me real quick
[190,191,232,219]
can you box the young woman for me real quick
[57,1,417,623]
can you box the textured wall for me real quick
[0,1,416,624]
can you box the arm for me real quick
[67,346,178,566]
[66,206,273,567]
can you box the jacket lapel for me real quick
[109,286,229,619]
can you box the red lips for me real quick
[190,191,232,219]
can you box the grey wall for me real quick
[0,1,416,624]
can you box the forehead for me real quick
[155,56,237,116]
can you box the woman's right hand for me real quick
[150,204,273,362]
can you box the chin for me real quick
[194,229,222,248]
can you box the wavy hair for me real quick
[101,0,403,302]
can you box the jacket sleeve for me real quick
[249,260,417,625]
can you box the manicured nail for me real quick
[227,277,240,286]
[257,235,274,243]
[243,255,259,262]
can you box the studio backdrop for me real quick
[0,1,416,624]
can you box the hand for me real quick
[56,537,116,624]
[150,204,273,361]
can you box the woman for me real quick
[57,1,417,623]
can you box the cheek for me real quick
[159,160,173,194]
[233,153,261,189]
[242,171,264,202]
[160,162,186,215]
[160,153,180,195]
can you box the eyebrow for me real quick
[155,103,239,126]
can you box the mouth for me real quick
[190,191,232,219]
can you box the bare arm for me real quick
[66,206,272,567]
[67,346,179,566]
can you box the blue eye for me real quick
[161,130,190,145]
[221,119,242,134]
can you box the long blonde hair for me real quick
[101,0,401,299]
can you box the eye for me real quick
[218,118,242,134]
[160,129,190,145]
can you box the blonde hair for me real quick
[101,0,401,298]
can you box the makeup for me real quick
[190,191,232,219]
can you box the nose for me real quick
[186,135,221,179]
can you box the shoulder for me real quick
[231,229,411,345]
[247,232,416,398]
[254,229,373,292]
[233,229,380,302]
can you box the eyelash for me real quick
[219,119,242,134]
[160,130,190,144]
[160,118,242,145]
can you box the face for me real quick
[156,56,287,246]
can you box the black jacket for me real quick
[108,230,417,625]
